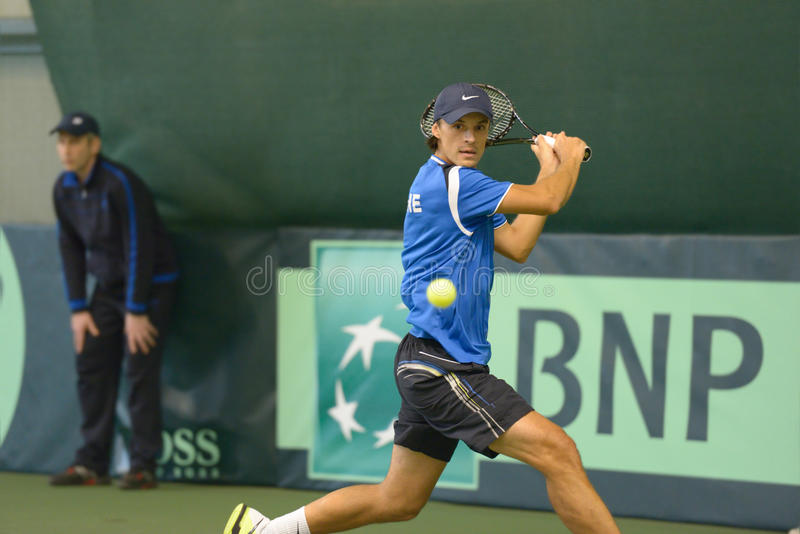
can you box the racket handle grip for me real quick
[540,135,592,163]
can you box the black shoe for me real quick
[50,465,111,486]
[118,468,158,490]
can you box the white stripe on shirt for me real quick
[447,166,473,237]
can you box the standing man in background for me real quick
[49,112,178,490]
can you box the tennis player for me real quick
[224,83,620,534]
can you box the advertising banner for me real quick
[2,225,797,529]
[277,238,800,530]
[0,228,26,451]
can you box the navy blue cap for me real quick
[433,82,493,124]
[50,112,100,136]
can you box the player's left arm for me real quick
[494,131,563,263]
[494,214,548,263]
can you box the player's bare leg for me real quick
[490,411,621,534]
[303,444,446,533]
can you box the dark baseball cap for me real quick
[50,112,100,136]
[433,82,493,124]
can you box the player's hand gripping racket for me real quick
[420,83,591,163]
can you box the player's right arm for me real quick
[496,132,586,216]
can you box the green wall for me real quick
[30,0,799,234]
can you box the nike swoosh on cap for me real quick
[461,95,479,101]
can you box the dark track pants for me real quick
[74,282,175,475]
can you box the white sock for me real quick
[264,507,310,534]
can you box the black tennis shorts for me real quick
[393,333,533,462]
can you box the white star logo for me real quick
[339,315,401,371]
[372,419,396,449]
[327,379,365,441]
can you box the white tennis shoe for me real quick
[223,503,270,534]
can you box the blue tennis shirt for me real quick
[401,155,512,365]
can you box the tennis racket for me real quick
[420,83,591,163]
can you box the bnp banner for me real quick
[3,225,798,529]
[276,239,800,529]
[309,242,475,488]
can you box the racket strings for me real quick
[483,90,515,141]
[420,103,436,138]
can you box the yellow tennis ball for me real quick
[426,278,456,308]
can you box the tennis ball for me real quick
[426,278,456,308]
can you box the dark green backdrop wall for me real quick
[31,0,799,234]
